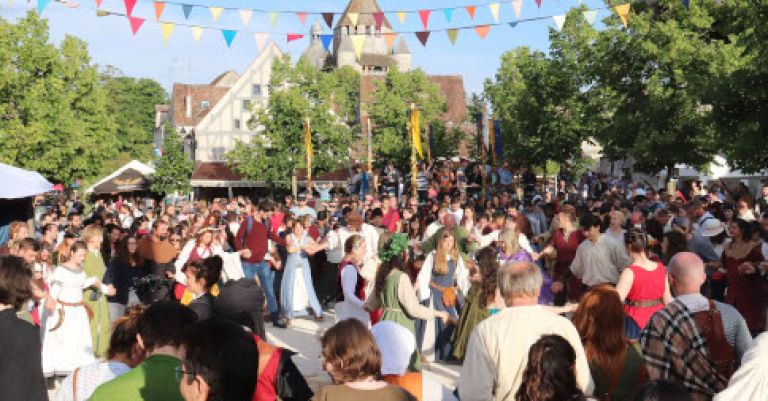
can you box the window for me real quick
[251,84,262,96]
[233,119,241,130]
[200,100,210,110]
[242,99,252,110]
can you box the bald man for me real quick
[640,252,752,401]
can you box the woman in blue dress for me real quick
[280,215,324,325]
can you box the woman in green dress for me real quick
[365,233,448,372]
[82,225,114,358]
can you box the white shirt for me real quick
[335,264,370,326]
[423,221,443,242]
[53,361,131,401]
[570,234,631,286]
[416,252,470,302]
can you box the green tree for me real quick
[0,12,117,184]
[227,56,357,189]
[151,126,193,195]
[368,68,447,167]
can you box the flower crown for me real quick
[379,233,409,263]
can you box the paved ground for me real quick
[265,309,461,391]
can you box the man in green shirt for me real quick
[90,301,197,401]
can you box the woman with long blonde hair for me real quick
[416,229,469,362]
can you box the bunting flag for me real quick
[415,31,430,46]
[286,33,304,43]
[411,109,423,159]
[95,0,103,8]
[153,2,165,21]
[322,13,334,28]
[348,12,359,26]
[304,118,313,181]
[161,22,174,43]
[466,5,477,19]
[37,0,51,14]
[418,9,431,30]
[583,10,597,25]
[493,120,503,161]
[552,15,566,30]
[535,0,543,8]
[254,32,269,50]
[384,33,398,49]
[447,28,458,45]
[124,0,136,16]
[373,12,384,29]
[128,16,144,35]
[209,7,223,21]
[221,29,237,47]
[512,0,522,18]
[192,26,204,42]
[474,25,491,39]
[320,34,333,50]
[350,34,366,58]
[182,4,192,19]
[682,0,689,8]
[508,21,518,29]
[239,9,252,27]
[443,8,454,22]
[489,3,500,22]
[268,11,280,27]
[396,11,407,24]
[614,3,630,27]
[295,12,307,24]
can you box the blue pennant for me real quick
[182,4,193,20]
[320,34,333,51]
[508,21,519,29]
[38,0,52,14]
[443,8,455,22]
[222,30,237,48]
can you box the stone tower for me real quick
[300,20,330,69]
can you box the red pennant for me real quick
[95,0,103,8]
[287,34,304,43]
[124,0,137,16]
[128,16,145,35]
[535,0,542,7]
[373,12,384,29]
[466,6,477,19]
[418,10,431,30]
[415,31,430,47]
[295,12,308,24]
[153,2,165,21]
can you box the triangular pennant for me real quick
[209,7,224,22]
[254,32,269,50]
[415,31,430,47]
[153,2,165,21]
[182,4,193,20]
[373,12,384,29]
[418,10,431,30]
[296,12,307,24]
[474,25,491,39]
[350,35,366,58]
[489,3,500,22]
[268,12,280,28]
[583,10,597,25]
[322,13,334,28]
[128,16,145,35]
[124,0,137,16]
[535,0,542,8]
[320,34,333,51]
[384,33,397,49]
[37,0,52,14]
[240,9,253,27]
[508,21,518,29]
[161,22,175,43]
[397,12,407,24]
[682,0,689,8]
[95,0,103,8]
[192,26,204,42]
[466,6,477,19]
[614,3,630,27]
[287,33,304,43]
[348,12,359,26]
[512,0,522,17]
[552,15,566,30]
[446,29,458,45]
[443,8,454,22]
[222,30,237,48]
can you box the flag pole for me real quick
[410,103,418,199]
[305,117,312,192]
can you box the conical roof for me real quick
[335,0,392,30]
[311,20,324,36]
[393,38,411,55]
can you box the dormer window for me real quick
[200,101,210,110]
[252,84,262,96]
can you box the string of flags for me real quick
[35,0,639,49]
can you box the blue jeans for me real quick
[243,261,277,314]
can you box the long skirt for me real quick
[280,253,322,319]
[41,305,96,377]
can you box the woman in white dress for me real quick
[280,215,324,324]
[41,241,115,379]
[335,235,370,326]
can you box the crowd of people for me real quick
[1,158,768,401]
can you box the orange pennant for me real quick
[474,25,491,39]
[384,33,398,49]
[153,2,165,21]
[466,6,477,19]
[295,12,308,24]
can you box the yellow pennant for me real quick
[209,6,224,22]
[397,11,407,25]
[348,12,359,26]
[488,3,500,22]
[191,26,204,42]
[161,22,175,43]
[614,3,631,27]
[384,33,398,50]
[351,35,366,58]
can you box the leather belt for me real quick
[627,298,663,308]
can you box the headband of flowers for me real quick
[378,233,409,263]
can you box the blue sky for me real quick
[0,0,607,95]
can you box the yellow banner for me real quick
[412,109,423,159]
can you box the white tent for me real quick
[85,160,156,194]
[0,162,54,199]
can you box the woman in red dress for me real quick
[536,205,585,305]
[723,219,767,334]
[615,229,672,339]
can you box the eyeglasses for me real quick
[174,366,195,382]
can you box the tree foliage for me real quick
[151,124,193,195]
[227,56,357,188]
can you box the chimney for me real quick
[185,94,192,118]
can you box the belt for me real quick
[49,301,94,332]
[627,298,663,308]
